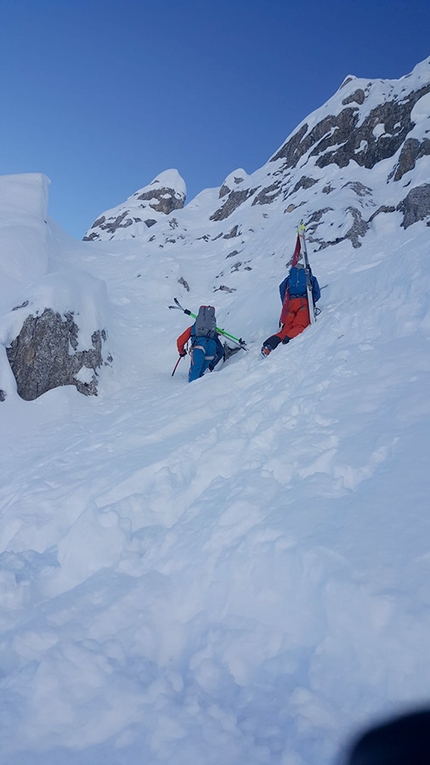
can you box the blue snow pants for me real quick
[188,337,224,382]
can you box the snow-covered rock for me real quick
[2,269,111,400]
[0,174,112,401]
[83,169,186,241]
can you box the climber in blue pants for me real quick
[176,305,225,382]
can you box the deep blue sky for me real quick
[1,0,429,239]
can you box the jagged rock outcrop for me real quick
[305,206,369,250]
[271,83,430,173]
[368,205,396,223]
[291,176,319,194]
[210,188,259,222]
[252,181,283,206]
[223,225,240,239]
[342,88,366,106]
[6,309,111,401]
[83,170,186,241]
[397,184,430,228]
[391,138,430,181]
[218,169,248,199]
[208,171,257,221]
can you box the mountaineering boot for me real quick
[260,334,282,357]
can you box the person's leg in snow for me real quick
[261,297,310,356]
[208,336,225,371]
[188,344,206,381]
[188,337,221,381]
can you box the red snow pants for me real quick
[277,297,310,341]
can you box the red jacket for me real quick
[177,326,192,355]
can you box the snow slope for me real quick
[0,60,429,765]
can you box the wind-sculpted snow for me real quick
[0,58,430,765]
[0,173,51,308]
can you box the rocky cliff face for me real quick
[203,58,430,251]
[88,59,429,259]
[83,169,186,241]
[271,82,430,176]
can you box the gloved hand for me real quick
[282,336,290,344]
[179,350,187,357]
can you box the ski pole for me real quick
[171,356,184,377]
[169,298,248,350]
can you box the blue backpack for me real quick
[288,265,308,297]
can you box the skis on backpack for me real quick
[169,298,248,351]
[298,222,316,324]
